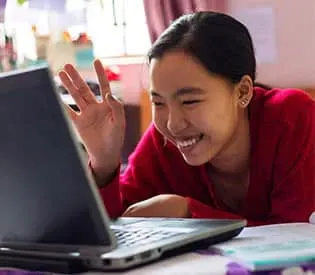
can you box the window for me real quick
[70,0,151,58]
[4,0,151,65]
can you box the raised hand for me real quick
[59,60,125,184]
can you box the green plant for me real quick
[17,0,27,5]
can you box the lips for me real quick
[176,134,204,149]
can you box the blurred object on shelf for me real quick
[104,65,122,98]
[0,31,17,72]
[73,32,94,70]
[104,65,120,81]
[62,31,71,42]
[4,34,17,69]
[35,35,49,59]
[73,32,90,45]
[46,29,76,74]
[16,0,26,6]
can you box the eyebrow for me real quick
[150,87,206,97]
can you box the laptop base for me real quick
[0,254,87,274]
[0,227,244,273]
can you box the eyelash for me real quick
[182,100,201,105]
[152,100,202,107]
[152,102,164,106]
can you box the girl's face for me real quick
[149,51,248,166]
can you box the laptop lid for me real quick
[0,66,116,255]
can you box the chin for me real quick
[177,141,216,166]
[181,153,211,166]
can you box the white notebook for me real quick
[211,223,315,271]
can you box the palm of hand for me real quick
[74,100,124,163]
[59,60,125,175]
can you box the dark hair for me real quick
[147,11,256,84]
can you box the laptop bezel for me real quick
[0,65,117,257]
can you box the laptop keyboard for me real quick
[112,228,181,248]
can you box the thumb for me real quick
[105,93,125,123]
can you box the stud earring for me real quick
[241,99,247,106]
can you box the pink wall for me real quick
[115,0,315,104]
[228,0,315,88]
[79,62,149,104]
[119,63,149,104]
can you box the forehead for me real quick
[149,51,211,91]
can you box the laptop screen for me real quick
[0,67,113,248]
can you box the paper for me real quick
[232,5,277,64]
[309,212,315,224]
[212,223,315,271]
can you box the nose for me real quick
[167,107,188,136]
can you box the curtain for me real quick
[143,0,227,43]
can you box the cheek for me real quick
[196,104,238,139]
[152,108,168,134]
[216,109,239,140]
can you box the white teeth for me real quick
[176,136,202,148]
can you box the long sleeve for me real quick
[188,92,315,226]
[97,168,122,218]
[265,96,315,223]
[95,125,170,218]
[92,89,315,225]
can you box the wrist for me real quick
[89,157,120,187]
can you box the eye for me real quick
[182,100,201,105]
[152,102,164,107]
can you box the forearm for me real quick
[86,160,124,218]
[98,168,124,218]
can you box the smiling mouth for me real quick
[176,134,204,149]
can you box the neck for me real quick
[210,114,250,177]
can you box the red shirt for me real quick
[98,87,315,226]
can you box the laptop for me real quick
[0,66,246,272]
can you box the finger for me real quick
[122,209,149,218]
[94,59,111,101]
[122,209,131,217]
[64,64,97,103]
[105,93,125,125]
[59,71,87,111]
[122,207,139,217]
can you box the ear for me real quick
[235,75,254,108]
